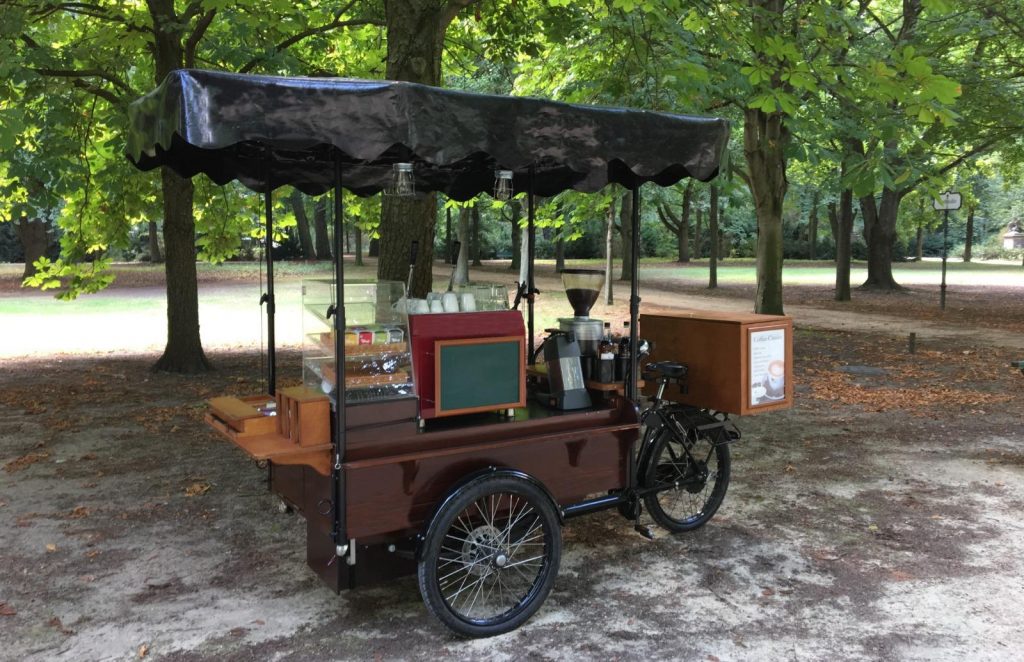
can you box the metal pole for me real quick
[940,208,949,311]
[263,148,276,395]
[332,154,347,553]
[527,167,536,364]
[628,185,641,402]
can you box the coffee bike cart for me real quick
[127,70,790,637]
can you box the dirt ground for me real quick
[2,264,1024,661]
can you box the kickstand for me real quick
[633,504,655,540]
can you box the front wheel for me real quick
[642,422,731,533]
[418,474,562,638]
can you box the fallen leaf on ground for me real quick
[4,451,50,473]
[138,643,149,658]
[48,617,74,635]
[68,506,91,519]
[0,602,15,616]
[184,482,210,497]
[761,587,775,597]
[45,543,57,553]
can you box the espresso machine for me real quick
[558,269,605,373]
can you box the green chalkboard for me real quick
[436,337,524,415]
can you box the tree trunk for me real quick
[554,232,565,272]
[353,222,363,266]
[290,189,315,259]
[694,207,703,259]
[915,223,924,260]
[963,205,975,263]
[618,191,633,281]
[744,104,788,314]
[446,206,453,263]
[708,184,719,289]
[149,0,210,372]
[378,0,459,296]
[147,220,163,263]
[454,207,470,286]
[605,201,614,305]
[509,200,521,270]
[808,189,819,260]
[153,169,211,372]
[859,187,903,290]
[14,217,49,279]
[368,237,379,258]
[835,187,853,301]
[680,182,692,262]
[313,197,331,260]
[471,204,482,266]
[828,200,838,262]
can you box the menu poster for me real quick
[750,328,786,406]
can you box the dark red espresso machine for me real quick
[409,310,525,420]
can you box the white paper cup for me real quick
[429,299,445,313]
[460,292,477,311]
[442,292,460,312]
[408,298,429,314]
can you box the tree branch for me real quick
[239,2,383,74]
[185,8,216,68]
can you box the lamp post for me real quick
[933,191,961,311]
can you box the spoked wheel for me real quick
[418,474,562,638]
[642,421,731,533]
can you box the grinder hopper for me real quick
[561,269,605,318]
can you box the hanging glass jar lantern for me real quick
[387,162,416,197]
[493,169,514,201]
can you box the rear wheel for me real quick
[643,419,730,533]
[418,474,562,637]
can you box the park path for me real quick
[2,265,1020,359]
[518,268,1024,352]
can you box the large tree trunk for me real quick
[859,187,903,290]
[680,181,692,262]
[694,207,703,259]
[446,206,454,263]
[471,204,482,266]
[744,104,789,314]
[963,205,975,262]
[808,189,819,260]
[313,197,331,260]
[618,191,633,281]
[147,220,162,263]
[353,222,364,266]
[835,187,854,301]
[290,189,315,259]
[454,207,470,286]
[828,200,839,262]
[378,0,463,296]
[149,0,210,372]
[153,169,211,372]
[14,217,49,279]
[708,184,719,289]
[915,223,924,260]
[554,232,565,273]
[509,200,521,270]
[605,200,615,305]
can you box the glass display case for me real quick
[302,278,414,403]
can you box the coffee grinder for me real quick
[558,269,605,375]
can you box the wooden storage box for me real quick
[640,310,793,415]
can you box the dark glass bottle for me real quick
[598,322,617,382]
[616,321,631,382]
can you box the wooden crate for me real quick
[640,310,793,415]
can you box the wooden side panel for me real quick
[640,311,793,415]
[344,425,637,540]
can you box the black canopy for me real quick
[127,69,729,199]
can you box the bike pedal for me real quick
[634,524,655,540]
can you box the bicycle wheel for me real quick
[642,416,730,533]
[418,474,562,638]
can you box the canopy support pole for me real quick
[527,167,536,364]
[627,185,642,402]
[332,155,348,552]
[263,149,276,395]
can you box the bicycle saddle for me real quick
[646,361,688,379]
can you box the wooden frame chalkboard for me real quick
[434,335,527,417]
